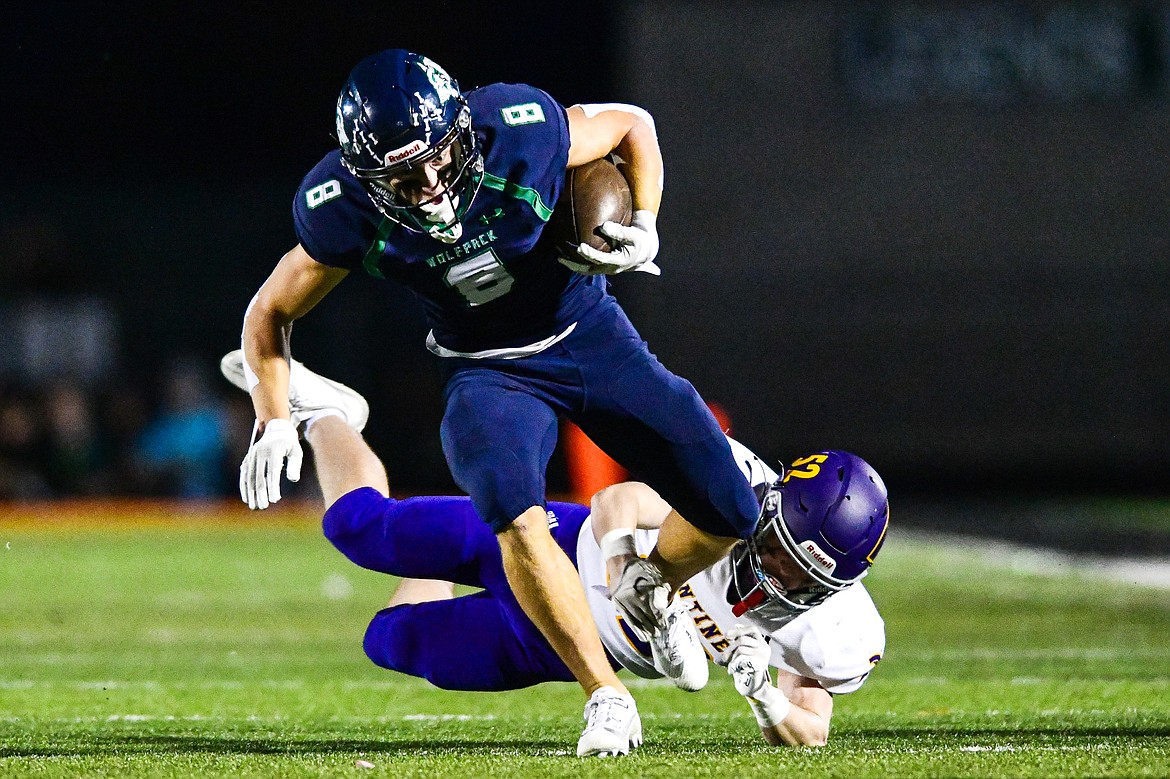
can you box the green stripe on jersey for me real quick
[363,218,396,278]
[480,172,553,222]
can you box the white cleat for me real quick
[219,349,369,433]
[651,596,709,692]
[576,686,642,758]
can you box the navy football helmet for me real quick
[730,451,889,631]
[335,49,483,240]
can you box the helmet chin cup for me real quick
[419,194,464,243]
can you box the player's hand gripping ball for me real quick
[549,158,661,275]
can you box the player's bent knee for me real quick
[321,509,351,549]
[685,439,763,540]
[322,487,385,546]
[450,446,545,533]
[363,606,416,674]
[362,605,505,692]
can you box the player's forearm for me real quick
[241,295,294,425]
[745,681,830,747]
[748,671,835,747]
[591,482,671,540]
[758,703,829,747]
[240,245,350,426]
[614,118,663,216]
[567,104,663,215]
[591,482,671,582]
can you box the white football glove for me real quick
[609,556,670,640]
[722,624,773,699]
[239,418,302,510]
[559,209,662,276]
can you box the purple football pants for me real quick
[323,486,614,691]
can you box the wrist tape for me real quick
[747,683,792,728]
[599,528,637,561]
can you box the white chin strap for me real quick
[419,194,462,243]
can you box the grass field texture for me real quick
[1,504,1169,778]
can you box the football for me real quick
[546,157,633,256]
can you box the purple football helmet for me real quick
[730,451,889,629]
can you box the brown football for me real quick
[546,157,633,255]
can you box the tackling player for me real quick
[235,49,763,754]
[221,351,888,752]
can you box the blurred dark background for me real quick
[2,2,1168,529]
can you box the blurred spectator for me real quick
[8,297,119,387]
[0,387,51,499]
[95,377,153,496]
[42,381,107,495]
[134,356,231,498]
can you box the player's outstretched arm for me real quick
[242,244,349,420]
[238,244,348,509]
[723,625,834,747]
[765,670,834,747]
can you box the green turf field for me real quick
[2,508,1168,778]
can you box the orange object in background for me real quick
[563,402,732,506]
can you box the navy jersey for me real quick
[293,83,609,353]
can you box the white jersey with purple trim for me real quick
[575,437,886,694]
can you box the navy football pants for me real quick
[439,299,759,537]
[323,487,604,691]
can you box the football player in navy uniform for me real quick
[221,351,889,752]
[233,51,761,755]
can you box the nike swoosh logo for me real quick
[633,576,655,592]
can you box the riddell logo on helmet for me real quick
[801,541,837,574]
[383,140,427,166]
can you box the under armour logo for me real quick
[479,208,504,226]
